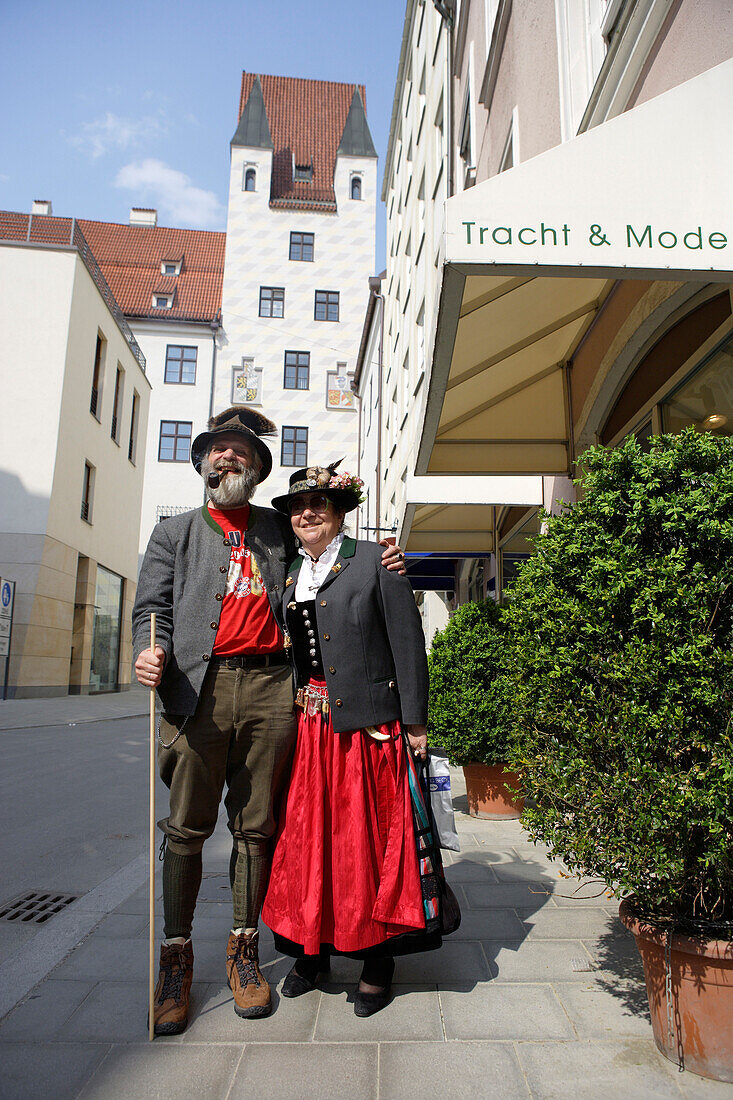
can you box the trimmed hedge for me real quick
[427,599,514,766]
[506,429,733,925]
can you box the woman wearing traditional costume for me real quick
[261,462,434,1015]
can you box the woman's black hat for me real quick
[271,460,362,514]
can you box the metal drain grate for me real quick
[0,891,78,924]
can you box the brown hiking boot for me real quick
[226,930,271,1018]
[152,940,194,1035]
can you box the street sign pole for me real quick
[0,578,16,701]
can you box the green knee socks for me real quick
[230,840,271,930]
[162,848,202,940]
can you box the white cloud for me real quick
[115,159,224,228]
[70,112,166,159]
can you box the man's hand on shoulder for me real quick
[135,646,166,689]
[379,539,406,575]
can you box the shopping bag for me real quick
[427,753,460,851]
[404,738,462,938]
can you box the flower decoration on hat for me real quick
[329,470,366,504]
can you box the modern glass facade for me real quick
[90,565,123,692]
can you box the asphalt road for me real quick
[0,716,161,962]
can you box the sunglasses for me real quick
[288,494,331,515]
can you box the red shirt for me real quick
[207,504,285,655]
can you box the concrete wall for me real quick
[477,0,562,179]
[628,0,733,111]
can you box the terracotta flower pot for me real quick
[462,762,523,819]
[619,899,733,1082]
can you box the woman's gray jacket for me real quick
[283,537,428,734]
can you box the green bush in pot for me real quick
[505,428,733,927]
[427,599,514,766]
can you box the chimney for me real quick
[129,207,158,227]
[31,200,53,216]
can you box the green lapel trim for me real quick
[201,502,259,535]
[201,504,221,534]
[287,556,302,575]
[339,537,357,559]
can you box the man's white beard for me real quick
[202,456,259,508]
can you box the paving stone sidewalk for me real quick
[0,763,729,1098]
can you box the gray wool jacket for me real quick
[132,504,296,715]
[283,537,429,734]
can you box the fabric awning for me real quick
[401,475,542,552]
[416,59,733,478]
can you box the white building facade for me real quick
[0,214,151,696]
[219,74,377,501]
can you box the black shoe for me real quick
[353,957,395,1017]
[281,952,330,998]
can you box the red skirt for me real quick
[261,683,425,955]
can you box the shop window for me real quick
[662,336,733,438]
[90,565,124,693]
[601,292,732,445]
[500,509,540,595]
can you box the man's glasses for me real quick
[288,494,331,515]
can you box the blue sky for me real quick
[1,0,406,267]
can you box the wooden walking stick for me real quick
[148,613,157,1041]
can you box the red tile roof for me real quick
[0,210,224,324]
[238,73,368,212]
[79,219,224,323]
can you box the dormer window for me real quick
[294,160,313,182]
[154,294,173,310]
[244,167,256,192]
[351,175,362,200]
[160,259,182,277]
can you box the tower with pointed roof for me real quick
[220,72,378,499]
